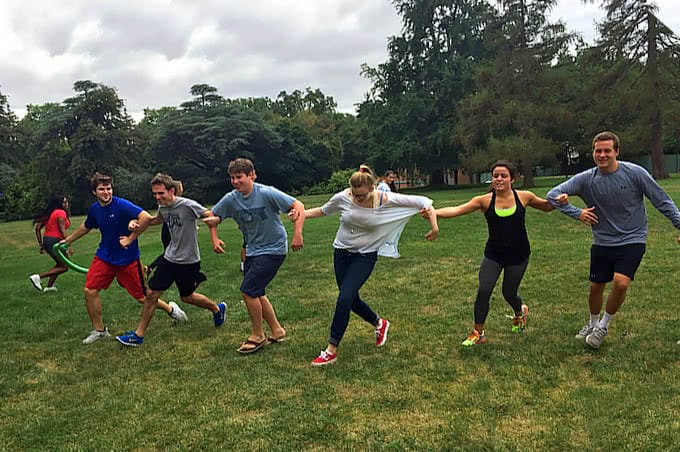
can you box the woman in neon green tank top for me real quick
[424,160,566,347]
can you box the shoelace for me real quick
[319,350,332,360]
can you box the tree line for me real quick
[1,0,679,220]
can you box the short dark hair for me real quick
[150,173,177,192]
[592,131,620,151]
[228,158,255,176]
[90,172,113,192]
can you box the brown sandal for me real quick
[237,338,267,354]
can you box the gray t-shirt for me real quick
[158,197,207,264]
[547,161,680,246]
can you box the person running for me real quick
[61,172,187,345]
[547,131,680,349]
[115,174,226,346]
[429,160,559,347]
[206,158,305,354]
[299,166,439,366]
[30,194,71,292]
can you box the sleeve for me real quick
[211,193,233,219]
[320,191,345,216]
[386,193,432,209]
[185,198,207,219]
[377,182,391,192]
[265,186,296,213]
[636,167,680,229]
[84,205,98,229]
[546,173,588,220]
[119,198,144,220]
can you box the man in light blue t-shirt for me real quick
[207,158,305,354]
[548,131,680,349]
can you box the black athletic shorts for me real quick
[589,243,646,283]
[148,256,206,298]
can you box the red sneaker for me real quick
[311,350,337,366]
[375,318,390,347]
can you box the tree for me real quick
[584,0,680,178]
[0,88,18,165]
[359,0,493,186]
[457,0,576,187]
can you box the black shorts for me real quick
[43,236,65,265]
[148,256,206,298]
[589,243,646,283]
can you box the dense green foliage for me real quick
[1,0,680,219]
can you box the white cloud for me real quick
[2,0,679,120]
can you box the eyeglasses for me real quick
[351,191,370,200]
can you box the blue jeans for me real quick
[329,248,379,346]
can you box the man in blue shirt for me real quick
[62,172,187,344]
[207,158,305,354]
[548,131,680,349]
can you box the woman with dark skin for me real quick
[30,195,71,292]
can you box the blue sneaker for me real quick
[213,302,227,328]
[116,331,144,347]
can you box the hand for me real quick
[39,245,45,254]
[288,209,300,222]
[676,236,680,245]
[420,207,433,219]
[555,193,569,205]
[128,219,140,231]
[291,234,304,252]
[578,207,598,226]
[202,216,221,227]
[119,236,133,249]
[425,228,438,241]
[212,239,225,254]
[67,247,74,257]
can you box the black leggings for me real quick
[474,256,528,325]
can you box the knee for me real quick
[83,287,98,300]
[180,295,193,304]
[612,274,631,291]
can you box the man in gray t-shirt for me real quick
[115,174,227,347]
[548,131,680,349]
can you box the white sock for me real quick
[590,313,600,327]
[599,312,613,330]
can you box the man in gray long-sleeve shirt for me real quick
[547,131,680,349]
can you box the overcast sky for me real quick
[1,1,679,121]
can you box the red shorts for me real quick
[85,256,146,300]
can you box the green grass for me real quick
[2,178,680,450]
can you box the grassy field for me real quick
[1,177,679,450]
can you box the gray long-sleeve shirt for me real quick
[547,161,680,246]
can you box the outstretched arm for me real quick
[62,223,91,245]
[202,210,225,254]
[34,223,45,253]
[433,195,485,219]
[120,211,156,248]
[289,200,305,251]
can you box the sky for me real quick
[1,1,679,122]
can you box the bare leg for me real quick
[604,273,631,315]
[180,292,219,312]
[588,282,607,315]
[41,265,68,287]
[242,293,266,341]
[84,287,104,330]
[135,290,162,337]
[260,295,285,338]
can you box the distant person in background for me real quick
[30,194,71,292]
[377,170,398,193]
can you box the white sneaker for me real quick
[168,302,188,322]
[586,326,608,349]
[575,324,594,340]
[43,286,58,292]
[29,274,43,292]
[82,328,110,344]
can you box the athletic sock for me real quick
[599,312,613,330]
[590,313,600,327]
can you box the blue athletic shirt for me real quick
[211,183,295,256]
[547,161,680,246]
[84,196,143,265]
